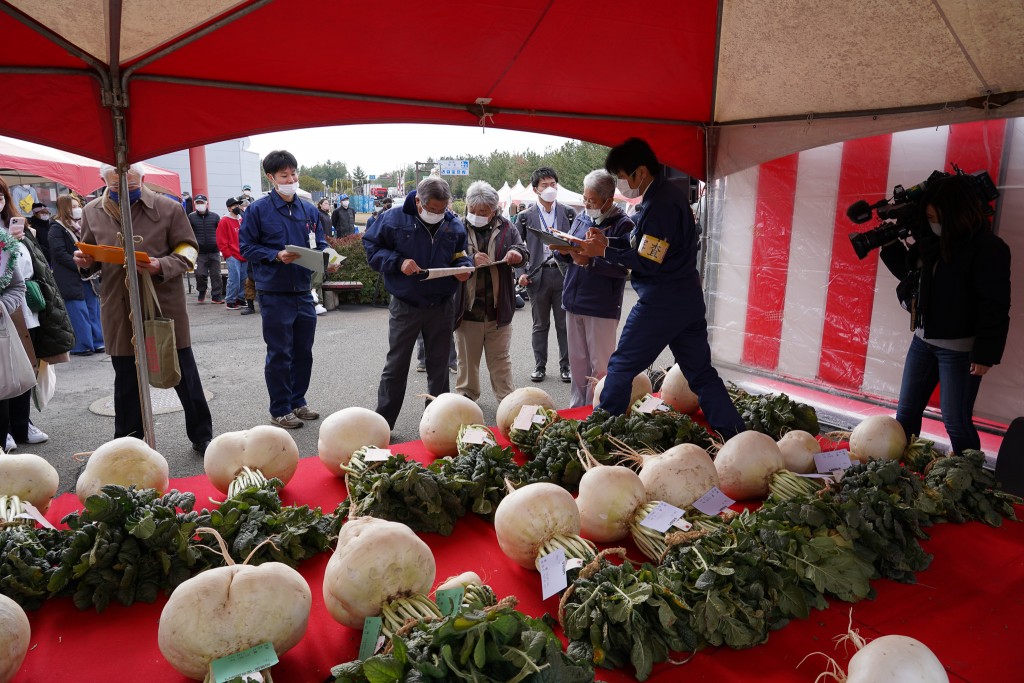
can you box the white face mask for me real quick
[195,204,207,213]
[341,200,350,208]
[276,182,299,197]
[38,213,51,221]
[617,177,642,199]
[539,186,557,203]
[584,208,602,220]
[465,212,490,228]
[929,221,942,236]
[71,207,83,220]
[419,208,445,225]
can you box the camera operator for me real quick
[879,174,1011,454]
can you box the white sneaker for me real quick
[315,304,327,315]
[26,424,48,444]
[5,434,15,451]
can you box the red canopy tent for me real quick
[0,0,1020,442]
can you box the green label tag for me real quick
[435,587,465,616]
[359,616,384,661]
[209,642,278,683]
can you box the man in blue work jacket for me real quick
[363,176,473,430]
[575,138,745,440]
[240,149,338,429]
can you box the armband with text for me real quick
[172,242,198,268]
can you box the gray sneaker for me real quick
[293,405,320,421]
[270,412,304,429]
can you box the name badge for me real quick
[308,232,317,249]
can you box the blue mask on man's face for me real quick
[109,187,143,204]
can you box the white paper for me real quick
[538,548,568,599]
[19,502,56,530]
[363,448,392,462]
[284,244,327,274]
[639,501,686,533]
[423,266,475,280]
[513,405,540,431]
[672,516,693,531]
[692,487,735,516]
[566,558,585,570]
[634,394,668,414]
[461,427,493,445]
[814,449,853,474]
[532,413,547,425]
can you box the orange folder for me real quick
[76,242,151,264]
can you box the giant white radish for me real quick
[322,516,441,637]
[76,437,169,504]
[496,387,554,437]
[419,393,484,457]
[158,528,311,682]
[777,430,822,474]
[849,415,907,463]
[714,431,785,500]
[204,425,299,498]
[659,364,699,414]
[0,594,29,683]
[0,453,59,522]
[494,481,596,570]
[805,616,948,683]
[318,407,391,476]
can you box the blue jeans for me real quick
[225,257,245,303]
[66,284,104,352]
[896,335,983,453]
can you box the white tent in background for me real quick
[497,181,511,214]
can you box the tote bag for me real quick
[0,304,36,400]
[141,271,181,389]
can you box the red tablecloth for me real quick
[14,411,1024,682]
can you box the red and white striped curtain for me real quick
[708,118,1022,427]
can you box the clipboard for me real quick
[526,225,577,248]
[284,244,329,275]
[76,242,151,264]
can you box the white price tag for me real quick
[513,405,540,432]
[19,502,56,530]
[363,448,392,462]
[638,501,687,533]
[566,558,585,571]
[635,395,668,414]
[672,516,693,531]
[692,487,735,516]
[814,449,852,474]
[461,427,493,445]
[532,413,547,425]
[538,548,567,600]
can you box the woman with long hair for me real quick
[50,193,104,355]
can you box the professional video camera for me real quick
[847,164,999,260]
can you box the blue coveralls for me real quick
[598,173,745,439]
[239,191,328,418]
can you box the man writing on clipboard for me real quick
[514,166,575,383]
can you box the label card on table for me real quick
[532,413,547,425]
[19,502,56,529]
[513,405,540,431]
[363,448,392,462]
[435,588,465,616]
[566,558,585,571]
[814,449,852,474]
[358,617,385,661]
[209,642,278,683]
[538,548,567,600]
[461,427,493,445]
[634,394,669,414]
[692,487,735,516]
[639,501,687,533]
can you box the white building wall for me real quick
[144,138,262,216]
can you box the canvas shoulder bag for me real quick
[141,271,181,389]
[0,304,36,401]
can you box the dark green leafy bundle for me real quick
[49,486,206,612]
[508,407,562,456]
[0,525,67,609]
[197,478,341,568]
[331,598,594,683]
[560,551,698,681]
[920,449,1020,526]
[727,384,820,437]
[436,442,522,520]
[521,418,586,489]
[900,435,943,474]
[347,453,466,536]
[580,409,713,462]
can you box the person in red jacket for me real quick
[217,196,247,309]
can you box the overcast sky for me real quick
[247,124,575,175]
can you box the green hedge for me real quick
[326,235,388,305]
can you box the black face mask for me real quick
[231,207,241,216]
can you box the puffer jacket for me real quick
[22,231,75,359]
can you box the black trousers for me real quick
[111,348,213,444]
[0,388,32,445]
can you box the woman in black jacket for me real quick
[879,174,1011,453]
[49,194,104,355]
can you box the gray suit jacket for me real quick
[513,202,576,282]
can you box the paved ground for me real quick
[26,285,674,495]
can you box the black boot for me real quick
[240,299,256,315]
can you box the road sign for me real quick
[439,159,470,176]
[368,175,376,180]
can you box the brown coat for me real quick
[80,187,198,357]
